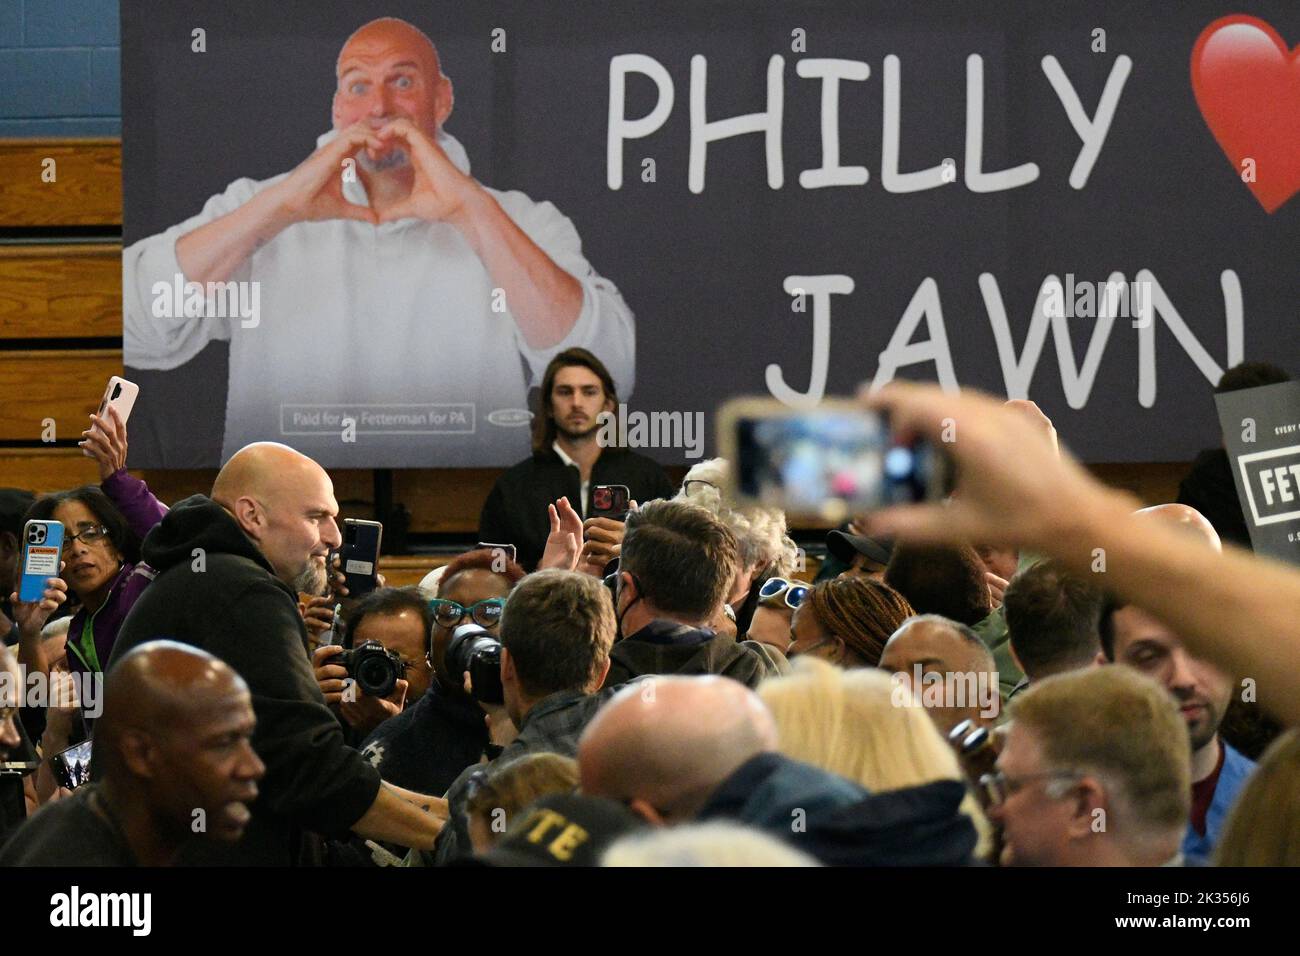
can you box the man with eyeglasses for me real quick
[309,587,435,743]
[986,665,1191,866]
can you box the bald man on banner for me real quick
[125,17,635,467]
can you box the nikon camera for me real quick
[326,640,404,699]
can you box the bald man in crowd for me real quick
[104,442,447,864]
[578,676,977,865]
[2,641,264,865]
[124,16,634,467]
[1098,502,1255,863]
[878,615,1002,736]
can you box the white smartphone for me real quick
[95,376,139,428]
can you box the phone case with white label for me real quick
[20,520,64,602]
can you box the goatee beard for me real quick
[358,147,410,173]
[292,561,329,597]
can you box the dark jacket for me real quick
[105,495,383,866]
[699,752,978,866]
[360,683,488,796]
[1177,448,1252,548]
[0,785,136,866]
[431,685,624,864]
[603,619,785,690]
[478,446,676,570]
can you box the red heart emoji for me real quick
[1191,15,1300,213]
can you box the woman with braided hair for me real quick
[786,575,914,668]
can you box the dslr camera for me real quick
[445,623,504,705]
[326,640,404,699]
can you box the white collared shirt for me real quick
[552,441,590,516]
[124,130,636,467]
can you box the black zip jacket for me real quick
[104,495,383,866]
[478,446,677,570]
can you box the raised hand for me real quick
[862,383,1105,550]
[538,497,584,572]
[340,678,408,737]
[10,578,68,638]
[80,405,128,481]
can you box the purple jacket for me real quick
[64,470,167,677]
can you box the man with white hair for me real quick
[124,17,634,466]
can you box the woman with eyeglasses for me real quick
[786,576,915,668]
[356,547,526,798]
[14,407,167,690]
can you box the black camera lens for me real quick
[328,640,403,699]
[445,623,504,705]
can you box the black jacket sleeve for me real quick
[477,476,513,551]
[216,580,382,836]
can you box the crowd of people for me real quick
[2,350,1298,868]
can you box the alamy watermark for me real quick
[151,273,261,329]
[596,403,705,458]
[0,666,103,719]
[1040,273,1151,326]
[890,665,1000,721]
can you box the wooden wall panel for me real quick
[0,349,121,441]
[0,139,121,227]
[0,244,121,339]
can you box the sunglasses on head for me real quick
[758,577,809,610]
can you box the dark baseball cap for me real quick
[472,793,647,867]
[826,530,893,567]
[0,488,36,536]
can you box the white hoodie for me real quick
[123,130,636,467]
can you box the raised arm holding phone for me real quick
[862,382,1300,727]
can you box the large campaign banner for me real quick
[121,1,1300,468]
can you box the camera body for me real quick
[445,623,504,705]
[326,640,404,699]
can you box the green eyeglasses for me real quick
[428,598,504,629]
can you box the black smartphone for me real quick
[476,542,517,566]
[591,485,631,520]
[717,397,952,525]
[50,739,94,791]
[338,519,383,598]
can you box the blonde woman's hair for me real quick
[758,657,992,857]
[1215,729,1300,867]
[602,821,819,867]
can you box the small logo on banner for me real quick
[488,408,534,427]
